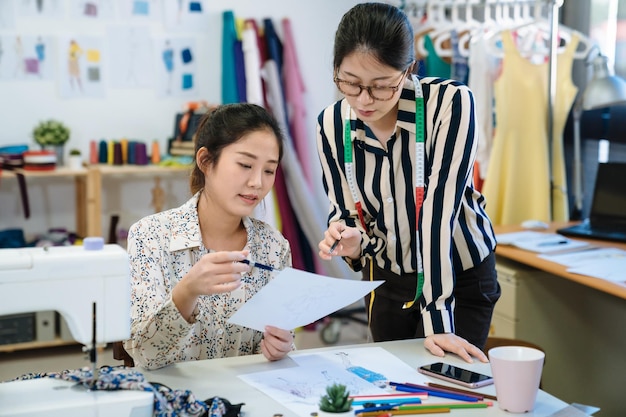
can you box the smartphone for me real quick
[418,362,494,388]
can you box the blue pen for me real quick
[240,259,276,271]
[537,240,569,247]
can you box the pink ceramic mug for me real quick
[489,346,545,413]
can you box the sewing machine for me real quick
[0,242,153,417]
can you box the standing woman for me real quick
[124,103,294,370]
[317,2,500,363]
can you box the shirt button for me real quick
[217,328,224,335]
[386,197,393,203]
[391,235,397,242]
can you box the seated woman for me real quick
[124,103,294,370]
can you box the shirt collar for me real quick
[396,76,419,135]
[168,192,254,253]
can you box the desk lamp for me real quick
[572,50,626,219]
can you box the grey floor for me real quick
[0,314,370,383]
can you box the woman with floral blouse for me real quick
[124,103,294,370]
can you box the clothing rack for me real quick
[400,0,567,220]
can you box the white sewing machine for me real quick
[0,242,153,417]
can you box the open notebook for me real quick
[558,162,626,243]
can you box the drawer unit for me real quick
[491,257,551,338]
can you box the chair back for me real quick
[112,341,135,367]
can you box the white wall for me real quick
[0,0,360,241]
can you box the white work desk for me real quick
[140,339,567,416]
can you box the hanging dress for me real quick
[483,29,577,225]
[424,34,451,78]
[551,33,579,221]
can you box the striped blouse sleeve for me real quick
[420,79,478,335]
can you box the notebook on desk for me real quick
[558,162,626,243]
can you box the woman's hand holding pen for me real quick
[260,325,294,361]
[318,223,361,260]
[172,251,251,321]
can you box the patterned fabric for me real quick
[317,77,497,335]
[11,366,208,417]
[124,192,292,370]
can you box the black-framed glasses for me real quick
[333,70,407,101]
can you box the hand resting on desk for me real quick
[424,333,489,364]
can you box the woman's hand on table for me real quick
[424,333,489,363]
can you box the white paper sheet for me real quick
[227,267,383,331]
[540,247,626,267]
[568,257,626,283]
[496,232,591,254]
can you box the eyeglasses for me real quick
[333,70,407,101]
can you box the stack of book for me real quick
[168,139,195,157]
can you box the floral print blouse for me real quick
[123,192,292,370]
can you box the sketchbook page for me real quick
[496,232,592,254]
[238,347,424,417]
[227,267,382,332]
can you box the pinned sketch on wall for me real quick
[0,35,55,80]
[16,0,64,17]
[0,0,16,29]
[70,0,115,19]
[117,0,161,21]
[155,37,196,97]
[163,0,207,31]
[58,36,105,98]
[107,26,153,88]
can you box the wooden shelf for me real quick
[1,167,87,178]
[83,164,190,237]
[0,338,77,353]
[1,163,191,240]
[91,164,191,176]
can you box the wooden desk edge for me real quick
[493,223,626,300]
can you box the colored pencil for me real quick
[399,402,491,410]
[352,399,422,406]
[402,382,483,402]
[350,392,428,401]
[389,382,478,402]
[426,382,498,401]
[357,409,450,417]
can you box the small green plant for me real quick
[319,383,352,413]
[69,148,81,156]
[32,119,70,147]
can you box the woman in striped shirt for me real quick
[317,2,500,364]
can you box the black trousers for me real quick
[362,252,500,350]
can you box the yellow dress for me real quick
[483,30,579,225]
